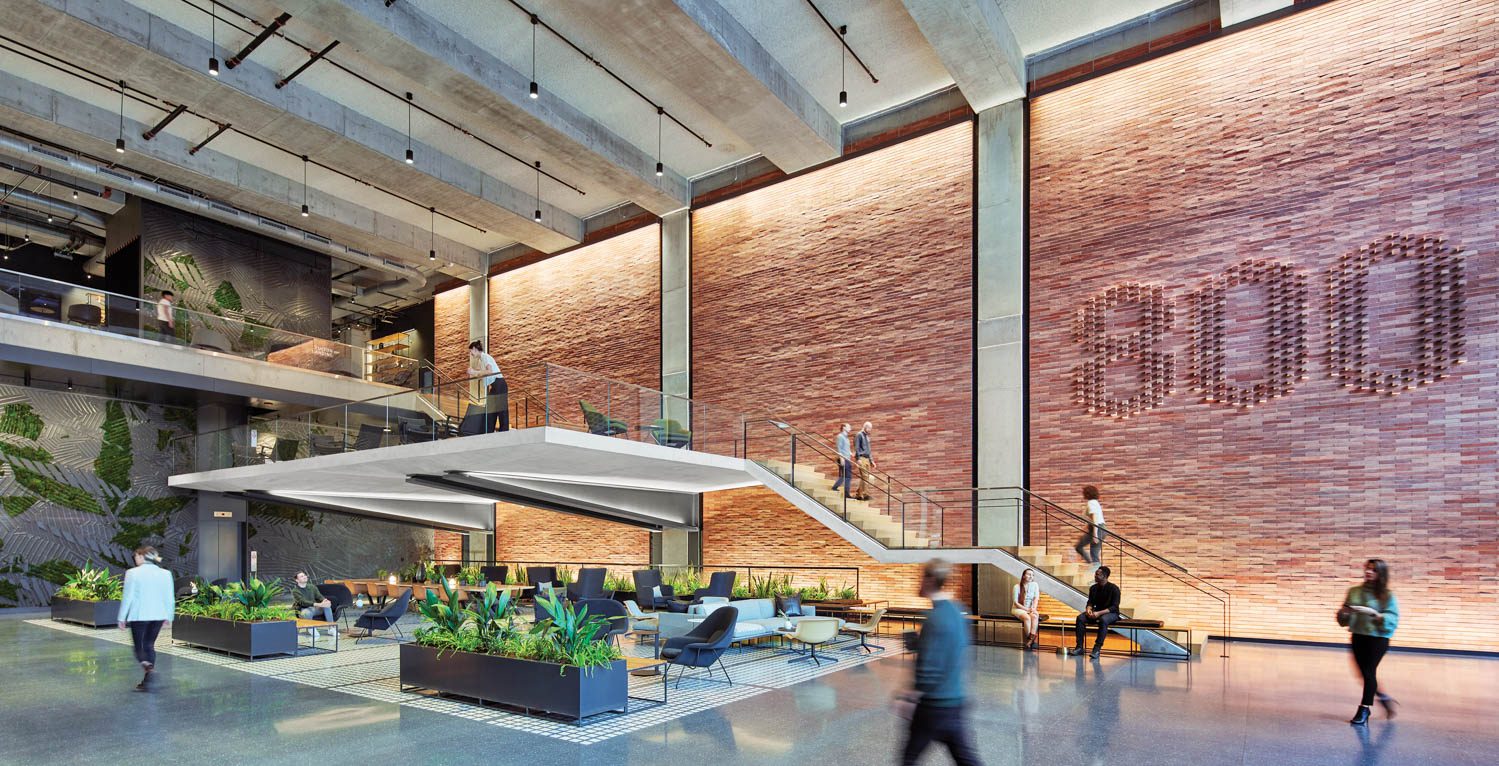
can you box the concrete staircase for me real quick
[751,458,1198,658]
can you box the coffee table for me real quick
[624,656,669,711]
[295,618,338,655]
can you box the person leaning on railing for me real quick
[467,340,509,433]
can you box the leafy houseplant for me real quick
[505,564,527,585]
[799,578,831,602]
[555,566,576,585]
[835,584,858,601]
[56,564,123,602]
[460,566,485,586]
[375,568,390,580]
[604,572,634,595]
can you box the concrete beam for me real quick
[0,69,487,274]
[899,0,1025,110]
[4,0,582,252]
[1221,0,1294,26]
[571,0,841,173]
[273,0,690,215]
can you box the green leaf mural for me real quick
[213,280,243,312]
[0,403,43,440]
[0,442,53,463]
[112,520,169,552]
[26,559,78,586]
[95,401,133,493]
[121,495,190,519]
[2,496,36,517]
[9,466,103,515]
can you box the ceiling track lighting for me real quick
[115,80,126,154]
[208,2,219,75]
[405,92,415,164]
[300,154,310,217]
[529,15,540,99]
[533,160,542,223]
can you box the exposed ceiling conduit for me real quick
[0,184,108,230]
[0,213,104,256]
[0,132,427,292]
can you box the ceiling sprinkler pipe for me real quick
[0,132,426,292]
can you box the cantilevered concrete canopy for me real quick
[169,427,757,531]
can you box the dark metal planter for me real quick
[171,614,298,659]
[612,590,637,604]
[50,597,120,627]
[399,643,627,721]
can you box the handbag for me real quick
[1336,605,1352,628]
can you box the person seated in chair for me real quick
[1073,565,1120,659]
[292,571,334,637]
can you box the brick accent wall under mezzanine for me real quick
[1028,0,1497,651]
[693,123,976,607]
[433,286,470,385]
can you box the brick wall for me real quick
[433,286,470,384]
[483,224,663,564]
[433,530,462,563]
[1028,0,1498,651]
[693,124,975,607]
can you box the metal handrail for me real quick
[751,417,945,508]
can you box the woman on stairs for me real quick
[1338,558,1399,725]
[1074,485,1106,565]
[1011,568,1041,650]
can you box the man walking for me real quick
[895,559,984,766]
[1073,565,1121,659]
[830,423,853,498]
[153,289,176,342]
[853,421,876,500]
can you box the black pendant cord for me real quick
[301,154,309,216]
[655,107,664,177]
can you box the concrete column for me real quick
[975,100,1026,613]
[658,210,697,568]
[467,274,489,401]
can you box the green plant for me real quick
[529,591,619,673]
[413,587,620,673]
[460,565,485,586]
[664,567,703,595]
[398,563,420,583]
[799,577,831,601]
[505,564,527,585]
[175,578,293,622]
[835,584,858,600]
[731,582,750,598]
[555,566,576,585]
[55,564,123,601]
[604,571,634,594]
[745,572,792,599]
[424,562,444,584]
[375,568,389,580]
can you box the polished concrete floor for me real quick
[2,617,1495,766]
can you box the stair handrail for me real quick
[748,417,949,509]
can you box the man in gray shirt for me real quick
[830,423,853,498]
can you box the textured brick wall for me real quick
[693,124,975,607]
[483,224,662,564]
[432,286,470,384]
[433,530,462,563]
[1028,0,1498,651]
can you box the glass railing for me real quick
[0,267,416,385]
[912,487,1231,646]
[741,418,953,550]
[176,362,759,473]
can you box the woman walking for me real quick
[1338,558,1399,725]
[1011,568,1041,650]
[1074,485,1106,565]
[117,545,175,691]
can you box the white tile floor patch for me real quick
[26,617,898,744]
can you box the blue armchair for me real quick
[353,588,411,642]
[693,571,736,604]
[633,569,681,612]
[661,606,738,688]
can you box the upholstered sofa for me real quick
[687,598,844,643]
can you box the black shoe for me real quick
[1377,694,1398,719]
[1349,705,1371,725]
[1089,649,1101,659]
[1072,645,1085,655]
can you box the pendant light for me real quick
[655,107,664,177]
[428,206,436,261]
[115,80,126,153]
[208,3,220,76]
[532,161,542,223]
[300,155,310,216]
[838,25,848,108]
[528,15,539,99]
[405,92,415,164]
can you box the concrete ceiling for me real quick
[0,0,1186,318]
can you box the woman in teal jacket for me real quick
[1338,558,1399,725]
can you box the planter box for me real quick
[50,597,120,627]
[400,643,627,721]
[172,614,298,659]
[611,590,637,604]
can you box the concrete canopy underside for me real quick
[169,427,755,531]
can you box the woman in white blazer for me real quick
[117,546,175,691]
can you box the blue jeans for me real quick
[831,458,852,495]
[299,606,334,623]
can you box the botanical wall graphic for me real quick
[248,502,432,584]
[139,201,332,343]
[0,384,196,607]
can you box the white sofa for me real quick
[689,598,843,643]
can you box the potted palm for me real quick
[400,584,626,721]
[173,578,298,659]
[51,565,124,627]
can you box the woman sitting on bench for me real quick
[1011,568,1041,650]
